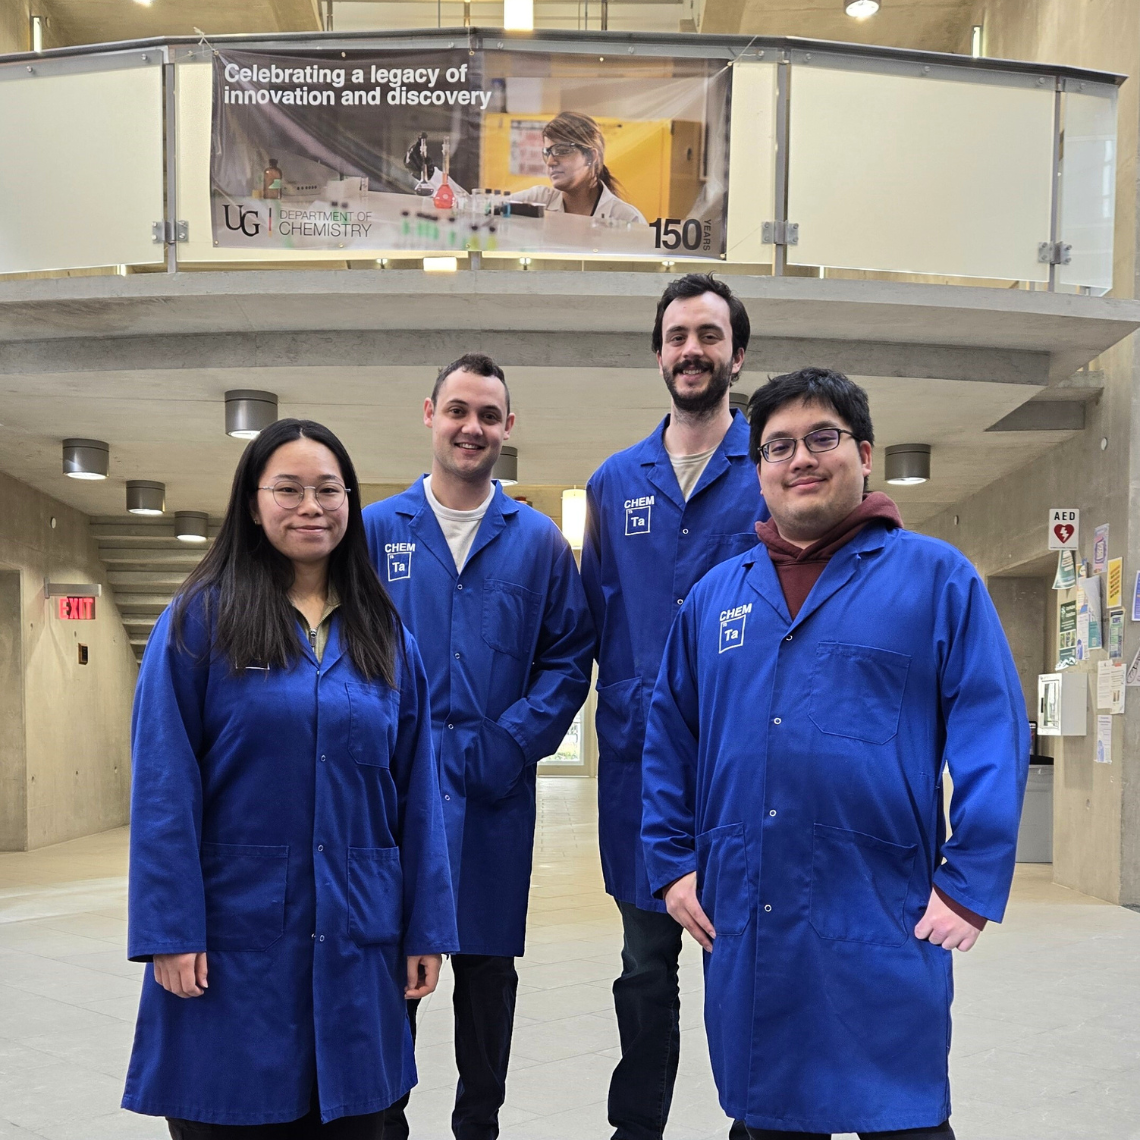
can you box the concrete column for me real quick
[0,570,27,850]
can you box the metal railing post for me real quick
[163,50,178,274]
[1047,80,1063,292]
[773,55,791,277]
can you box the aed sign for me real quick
[58,596,96,620]
[1048,509,1080,550]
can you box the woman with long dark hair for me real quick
[121,419,457,1138]
[511,111,647,224]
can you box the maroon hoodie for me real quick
[753,491,986,932]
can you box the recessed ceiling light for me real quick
[845,0,880,17]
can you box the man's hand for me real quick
[406,954,443,999]
[663,871,715,952]
[914,888,983,952]
[153,952,208,998]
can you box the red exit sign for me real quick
[58,596,96,620]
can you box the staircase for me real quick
[91,517,217,662]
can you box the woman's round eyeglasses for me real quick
[758,428,855,464]
[258,481,350,510]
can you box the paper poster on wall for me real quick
[1057,600,1078,668]
[1132,571,1140,621]
[1108,608,1125,661]
[1048,508,1080,550]
[1128,642,1140,686]
[1096,714,1112,763]
[1052,549,1077,590]
[1097,659,1126,713]
[1092,524,1109,573]
[1081,575,1104,652]
[1107,557,1123,608]
[209,48,731,259]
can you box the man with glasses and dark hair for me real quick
[582,273,766,1140]
[363,353,594,1140]
[641,367,1028,1139]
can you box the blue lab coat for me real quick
[363,479,593,956]
[581,410,767,911]
[122,596,458,1125]
[641,522,1029,1134]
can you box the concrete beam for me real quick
[0,329,1051,386]
[986,402,1087,431]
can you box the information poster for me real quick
[1108,608,1125,661]
[1092,524,1109,574]
[211,48,731,258]
[1107,557,1123,608]
[1097,659,1126,714]
[1057,600,1077,668]
[1096,714,1112,763]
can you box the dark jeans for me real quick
[746,1122,955,1139]
[382,953,518,1140]
[609,900,747,1140]
[167,1085,383,1139]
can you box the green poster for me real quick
[1058,600,1077,667]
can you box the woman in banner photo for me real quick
[121,419,458,1139]
[511,111,648,224]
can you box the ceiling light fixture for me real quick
[971,24,984,58]
[225,390,278,440]
[561,488,586,550]
[885,444,931,485]
[423,256,458,273]
[126,480,166,516]
[504,0,534,31]
[174,511,209,544]
[493,446,519,486]
[844,0,880,17]
[62,438,109,480]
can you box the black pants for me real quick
[382,953,518,1140]
[167,1085,383,1139]
[609,901,747,1140]
[746,1122,955,1139]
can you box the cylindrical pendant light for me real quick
[885,444,931,485]
[844,0,880,16]
[493,445,519,486]
[126,480,166,515]
[62,438,109,480]
[174,511,209,544]
[561,488,586,550]
[225,390,278,439]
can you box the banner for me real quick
[210,48,730,259]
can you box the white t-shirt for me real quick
[668,445,717,501]
[423,476,495,572]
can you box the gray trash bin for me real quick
[1016,762,1053,863]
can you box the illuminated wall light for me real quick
[561,488,586,550]
[504,0,534,31]
[175,511,209,544]
[31,16,44,52]
[519,256,532,270]
[423,256,459,273]
[62,438,109,480]
[493,446,519,486]
[844,0,880,17]
[885,444,931,485]
[126,480,166,515]
[971,24,984,58]
[225,390,278,439]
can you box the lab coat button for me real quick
[454,652,461,659]
[457,583,464,590]
[317,844,324,852]
[773,717,781,725]
[769,809,777,817]
[785,634,793,641]
[764,905,772,913]
[319,935,325,942]
[311,932,316,939]
[444,794,451,801]
[320,754,326,762]
[448,723,454,730]
[676,598,683,606]
[682,528,689,535]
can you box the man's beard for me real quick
[664,357,735,417]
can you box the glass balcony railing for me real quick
[0,28,1121,294]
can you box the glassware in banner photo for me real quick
[433,138,456,211]
[412,133,434,197]
[263,157,282,200]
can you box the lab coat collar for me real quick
[641,409,750,510]
[742,519,892,629]
[294,609,346,672]
[400,475,519,579]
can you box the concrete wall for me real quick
[924,0,1140,904]
[0,470,135,850]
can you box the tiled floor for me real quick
[1,777,1138,1139]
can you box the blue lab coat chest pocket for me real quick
[696,823,750,938]
[347,846,403,945]
[346,682,398,767]
[595,677,645,763]
[809,824,917,947]
[201,842,289,951]
[482,579,542,659]
[809,641,911,744]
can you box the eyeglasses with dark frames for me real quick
[758,428,856,464]
[541,143,587,160]
[258,481,350,510]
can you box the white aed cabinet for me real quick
[1037,672,1087,736]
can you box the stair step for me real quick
[98,547,207,568]
[107,571,188,590]
[114,594,175,615]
